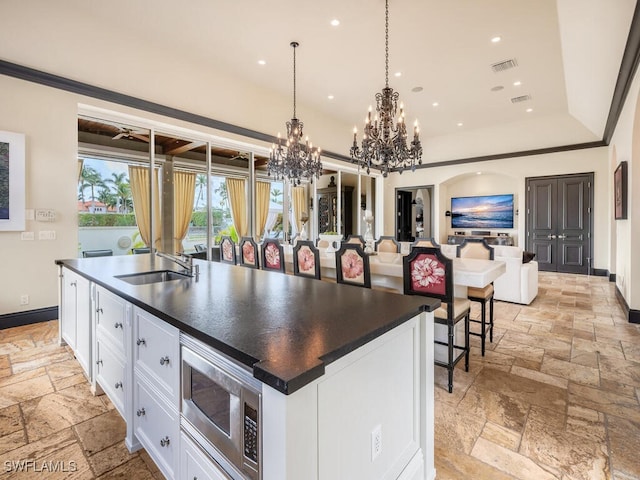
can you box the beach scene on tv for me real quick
[451,194,514,229]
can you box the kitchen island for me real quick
[57,254,439,480]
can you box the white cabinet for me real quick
[181,431,232,480]
[132,307,180,407]
[94,285,130,419]
[132,306,180,479]
[59,267,91,378]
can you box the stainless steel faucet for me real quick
[156,251,199,278]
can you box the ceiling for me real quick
[58,1,640,165]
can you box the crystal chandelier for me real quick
[268,41,322,185]
[350,0,422,177]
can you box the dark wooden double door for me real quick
[526,173,593,274]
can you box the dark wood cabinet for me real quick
[317,186,353,235]
[447,234,513,246]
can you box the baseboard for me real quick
[591,268,609,277]
[615,286,640,324]
[0,306,58,330]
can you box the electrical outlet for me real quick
[21,231,34,241]
[371,424,382,461]
[20,294,29,305]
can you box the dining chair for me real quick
[82,249,113,258]
[219,236,237,265]
[193,244,206,253]
[335,243,371,288]
[457,238,495,356]
[375,236,400,253]
[261,238,285,273]
[346,234,366,248]
[239,237,260,269]
[293,240,321,279]
[411,237,440,249]
[403,246,470,393]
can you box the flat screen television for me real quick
[450,194,514,229]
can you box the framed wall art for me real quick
[614,160,628,220]
[0,131,26,231]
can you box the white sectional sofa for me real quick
[490,245,538,304]
[440,243,538,305]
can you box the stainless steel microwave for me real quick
[181,334,262,480]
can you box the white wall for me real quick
[383,147,610,270]
[608,64,640,309]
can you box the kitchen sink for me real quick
[115,270,190,285]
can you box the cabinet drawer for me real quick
[95,286,128,353]
[134,379,179,480]
[181,431,232,480]
[95,339,126,417]
[133,307,179,406]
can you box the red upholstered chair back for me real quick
[261,239,285,273]
[403,246,453,304]
[335,243,371,288]
[239,237,260,269]
[219,236,236,264]
[293,241,321,279]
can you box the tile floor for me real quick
[0,272,638,479]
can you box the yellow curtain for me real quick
[292,186,306,233]
[173,171,196,253]
[226,177,248,237]
[256,181,271,238]
[129,166,160,249]
[77,159,83,183]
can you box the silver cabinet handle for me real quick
[70,281,77,287]
[96,307,103,314]
[96,359,103,366]
[114,381,122,389]
[136,338,146,346]
[136,408,145,417]
[114,322,123,329]
[160,436,170,447]
[159,356,170,366]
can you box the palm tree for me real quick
[194,174,207,210]
[271,188,283,205]
[97,187,116,211]
[79,166,105,212]
[105,172,131,213]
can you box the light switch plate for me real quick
[21,231,35,241]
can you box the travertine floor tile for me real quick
[96,456,156,479]
[22,382,108,442]
[457,384,530,431]
[540,355,600,386]
[480,421,522,450]
[0,374,54,409]
[607,414,640,478]
[520,405,610,479]
[74,409,127,456]
[434,401,486,454]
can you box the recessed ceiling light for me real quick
[457,122,464,127]
[258,60,266,66]
[526,108,533,113]
[330,19,340,27]
[411,86,423,93]
[513,80,521,86]
[491,36,502,43]
[327,94,334,100]
[432,102,439,107]
[394,71,402,77]
[476,171,482,175]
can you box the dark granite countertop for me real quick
[57,255,439,395]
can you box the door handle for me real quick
[547,234,556,239]
[557,234,567,240]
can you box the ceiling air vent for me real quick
[511,94,532,103]
[491,58,518,73]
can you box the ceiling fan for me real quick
[112,127,149,142]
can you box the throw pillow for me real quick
[522,251,536,263]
